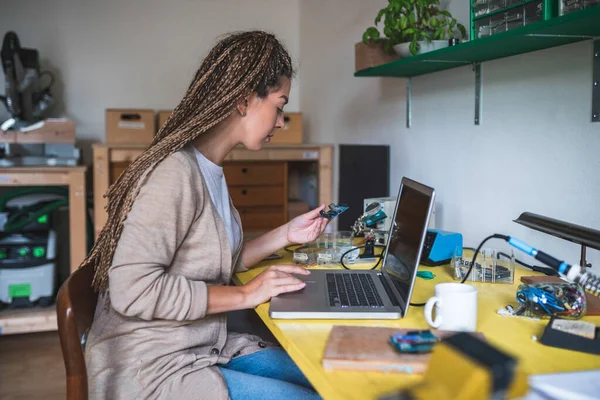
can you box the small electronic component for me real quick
[293,247,321,266]
[363,202,387,227]
[390,330,440,354]
[320,203,349,221]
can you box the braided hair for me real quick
[84,31,294,292]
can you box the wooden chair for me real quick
[56,262,98,400]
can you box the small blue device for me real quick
[390,330,439,354]
[320,203,349,221]
[363,201,387,227]
[420,229,463,266]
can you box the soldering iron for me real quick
[464,234,600,297]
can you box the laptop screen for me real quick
[381,178,435,315]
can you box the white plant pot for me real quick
[393,40,449,57]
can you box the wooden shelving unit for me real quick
[93,143,334,238]
[0,166,88,335]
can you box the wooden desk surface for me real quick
[233,250,600,400]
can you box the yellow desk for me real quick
[233,251,600,400]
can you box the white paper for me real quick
[522,370,600,400]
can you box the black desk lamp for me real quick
[513,212,600,271]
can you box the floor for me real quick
[0,310,276,400]
[0,331,66,400]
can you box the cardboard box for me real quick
[270,112,303,144]
[355,40,399,72]
[17,118,76,144]
[157,110,173,131]
[106,109,155,145]
[111,161,131,184]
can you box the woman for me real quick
[83,31,327,400]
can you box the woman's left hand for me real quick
[286,204,329,244]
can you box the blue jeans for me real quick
[218,348,322,400]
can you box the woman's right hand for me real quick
[241,265,310,308]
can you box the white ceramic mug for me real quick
[424,283,478,332]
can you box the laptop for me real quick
[269,177,435,320]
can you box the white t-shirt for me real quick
[193,147,241,252]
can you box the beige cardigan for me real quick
[85,146,274,400]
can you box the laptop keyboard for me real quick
[326,273,384,308]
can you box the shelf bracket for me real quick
[474,62,482,125]
[406,78,412,129]
[593,40,600,123]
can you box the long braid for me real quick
[82,31,294,292]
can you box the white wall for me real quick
[0,0,301,161]
[1,0,598,268]
[299,0,600,268]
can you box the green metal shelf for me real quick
[354,6,600,78]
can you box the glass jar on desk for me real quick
[315,231,360,267]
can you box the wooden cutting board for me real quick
[322,325,484,374]
[520,276,600,316]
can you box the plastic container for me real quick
[474,0,545,38]
[315,231,360,267]
[293,247,322,266]
[558,0,600,15]
[452,247,515,284]
[516,282,587,319]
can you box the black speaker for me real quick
[337,145,390,231]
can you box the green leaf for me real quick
[409,40,418,56]
[421,31,433,41]
[367,27,380,41]
[430,18,438,28]
[439,10,451,18]
[400,15,408,30]
[375,9,385,25]
[458,24,467,39]
[434,27,444,39]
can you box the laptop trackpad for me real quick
[299,280,318,294]
[278,279,318,298]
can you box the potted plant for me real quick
[362,0,467,57]
[354,38,400,72]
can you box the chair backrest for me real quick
[56,262,98,400]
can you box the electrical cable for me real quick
[464,234,600,298]
[0,187,95,252]
[497,251,559,277]
[284,244,305,253]
[339,244,384,271]
[4,199,68,232]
